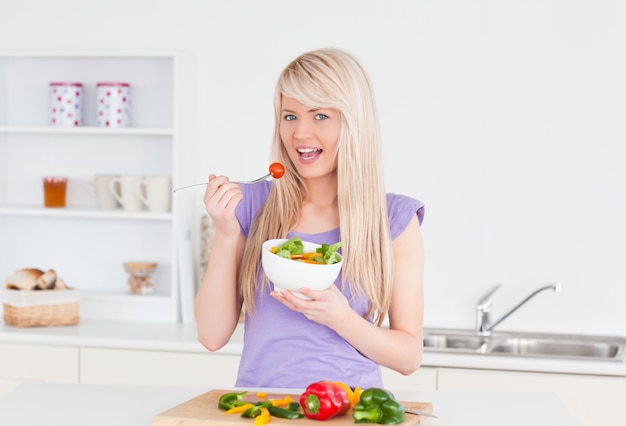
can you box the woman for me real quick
[195,47,425,389]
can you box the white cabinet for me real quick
[437,368,626,426]
[0,342,79,398]
[0,52,196,323]
[79,348,439,391]
[381,366,437,391]
[80,347,240,388]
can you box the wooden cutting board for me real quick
[153,389,434,426]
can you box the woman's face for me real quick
[279,96,341,181]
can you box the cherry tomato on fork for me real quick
[269,162,285,179]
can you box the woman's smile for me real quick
[297,146,323,163]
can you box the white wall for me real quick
[1,0,625,336]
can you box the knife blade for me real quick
[404,407,438,418]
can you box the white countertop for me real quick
[0,382,581,426]
[1,319,625,377]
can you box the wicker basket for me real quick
[2,289,79,327]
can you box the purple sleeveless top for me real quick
[234,181,424,389]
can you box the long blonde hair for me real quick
[238,48,393,325]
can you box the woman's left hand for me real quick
[270,285,352,328]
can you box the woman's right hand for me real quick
[202,174,243,237]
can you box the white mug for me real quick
[136,176,172,213]
[85,174,120,209]
[109,175,144,211]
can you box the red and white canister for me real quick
[49,82,83,127]
[97,82,131,127]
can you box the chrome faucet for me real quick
[476,282,561,336]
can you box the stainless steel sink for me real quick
[423,331,489,353]
[423,328,626,361]
[489,336,624,359]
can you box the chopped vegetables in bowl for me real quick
[271,236,343,265]
[262,237,343,300]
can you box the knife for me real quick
[404,407,438,418]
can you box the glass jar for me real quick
[123,261,157,294]
[42,176,68,208]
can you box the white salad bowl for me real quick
[261,238,343,300]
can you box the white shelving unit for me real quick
[0,51,196,323]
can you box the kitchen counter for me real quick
[0,382,581,426]
[1,319,625,377]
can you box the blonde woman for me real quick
[195,47,425,389]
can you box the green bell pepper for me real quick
[241,400,272,418]
[218,391,248,411]
[267,403,304,419]
[352,388,405,425]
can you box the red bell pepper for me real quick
[299,381,352,421]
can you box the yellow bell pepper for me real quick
[352,386,363,406]
[225,403,254,414]
[254,407,271,426]
[270,395,294,407]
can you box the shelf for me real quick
[0,55,175,129]
[0,51,194,324]
[78,289,172,304]
[0,126,173,136]
[0,206,173,221]
[77,290,175,323]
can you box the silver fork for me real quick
[172,173,272,193]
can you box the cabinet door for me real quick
[381,366,437,391]
[80,347,240,388]
[437,368,626,426]
[0,343,79,398]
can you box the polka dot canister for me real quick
[49,82,83,127]
[97,82,132,127]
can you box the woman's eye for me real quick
[315,113,329,120]
[284,114,296,121]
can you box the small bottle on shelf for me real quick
[123,261,157,294]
